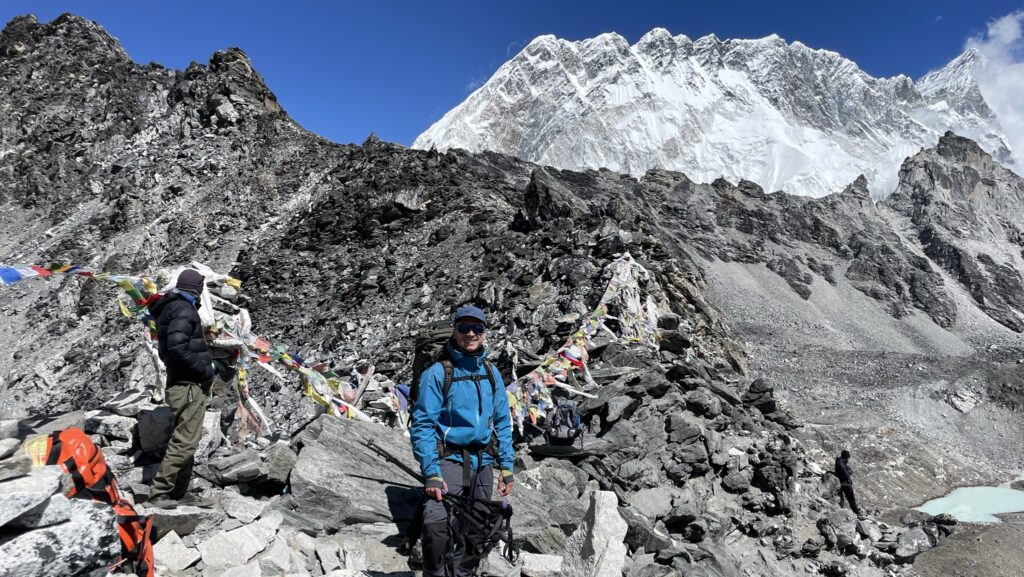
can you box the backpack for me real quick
[409,319,454,406]
[44,428,155,577]
[545,400,582,446]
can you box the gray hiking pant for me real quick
[422,460,494,577]
[150,382,208,500]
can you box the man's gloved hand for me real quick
[497,472,514,496]
[425,478,448,501]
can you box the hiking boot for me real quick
[147,494,178,509]
[176,492,213,508]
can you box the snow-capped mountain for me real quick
[414,29,1013,198]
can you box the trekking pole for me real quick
[366,440,423,484]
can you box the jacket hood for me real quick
[149,289,195,317]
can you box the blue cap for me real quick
[453,305,486,324]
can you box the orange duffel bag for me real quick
[44,427,155,577]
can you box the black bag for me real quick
[444,493,519,566]
[545,399,581,445]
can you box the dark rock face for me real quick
[886,132,1024,332]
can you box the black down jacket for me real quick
[150,290,214,386]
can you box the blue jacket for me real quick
[410,342,514,486]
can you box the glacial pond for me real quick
[916,486,1024,523]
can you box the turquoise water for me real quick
[916,486,1024,523]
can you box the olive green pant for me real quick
[150,382,208,500]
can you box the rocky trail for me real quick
[0,12,1022,577]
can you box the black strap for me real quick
[62,456,88,495]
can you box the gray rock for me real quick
[0,465,62,527]
[0,497,119,577]
[198,512,282,568]
[84,410,136,441]
[264,441,298,485]
[209,448,267,485]
[7,493,72,529]
[721,470,751,493]
[0,421,17,440]
[18,411,85,437]
[521,552,563,577]
[0,453,32,482]
[0,439,19,460]
[286,415,420,528]
[153,529,202,572]
[508,465,588,554]
[857,519,883,542]
[561,491,628,577]
[893,526,933,563]
[220,491,267,523]
[101,388,157,417]
[629,487,677,521]
[257,535,292,574]
[148,503,226,537]
[316,536,342,572]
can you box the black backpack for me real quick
[545,399,582,445]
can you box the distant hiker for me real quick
[835,449,861,516]
[410,305,515,577]
[146,269,216,509]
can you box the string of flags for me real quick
[2,252,664,437]
[0,261,371,433]
[508,252,661,430]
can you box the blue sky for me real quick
[2,1,1021,146]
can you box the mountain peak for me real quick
[415,28,1012,199]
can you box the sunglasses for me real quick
[456,323,486,335]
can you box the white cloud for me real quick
[968,11,1024,171]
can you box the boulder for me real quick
[209,448,267,485]
[220,490,267,523]
[521,552,563,577]
[0,498,119,577]
[257,535,293,574]
[101,387,157,417]
[508,465,587,554]
[6,493,72,529]
[147,504,226,537]
[893,526,933,563]
[721,470,751,493]
[17,411,85,437]
[198,512,282,569]
[0,439,19,460]
[561,491,628,577]
[0,465,62,527]
[286,415,420,529]
[0,420,17,440]
[84,411,136,441]
[0,452,32,482]
[153,530,201,573]
[264,441,298,485]
[629,486,677,521]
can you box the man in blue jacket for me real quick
[410,305,515,577]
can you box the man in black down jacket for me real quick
[147,269,215,508]
[835,449,861,516]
